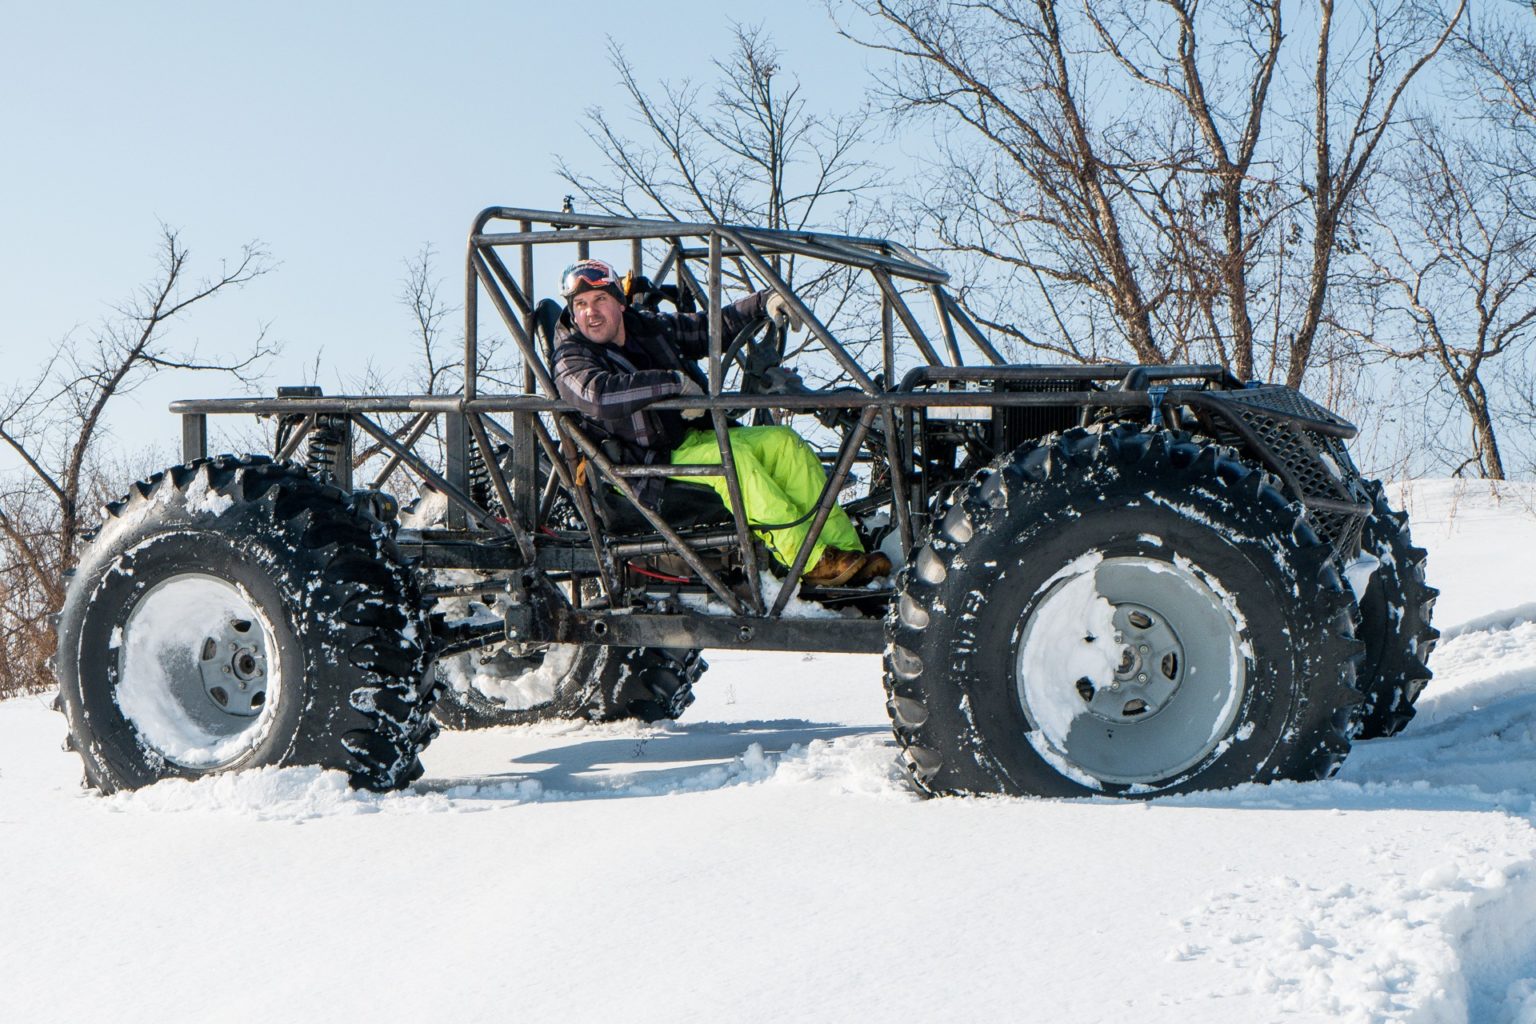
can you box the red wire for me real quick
[530,524,691,582]
[628,563,693,584]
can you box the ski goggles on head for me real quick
[559,259,621,299]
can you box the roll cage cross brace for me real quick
[169,207,1357,657]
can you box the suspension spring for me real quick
[304,415,347,482]
[467,438,491,510]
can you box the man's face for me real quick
[571,290,626,345]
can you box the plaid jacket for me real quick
[553,293,767,504]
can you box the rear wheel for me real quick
[433,641,703,729]
[1351,480,1438,739]
[56,457,438,794]
[884,425,1363,798]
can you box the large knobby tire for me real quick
[433,642,703,730]
[884,425,1363,799]
[1351,480,1438,739]
[55,456,439,794]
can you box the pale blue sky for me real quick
[0,0,879,463]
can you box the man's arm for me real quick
[663,290,769,361]
[553,342,687,420]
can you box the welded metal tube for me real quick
[466,412,534,563]
[881,404,914,556]
[706,230,764,613]
[561,421,746,614]
[873,268,944,367]
[470,249,561,398]
[941,292,1008,365]
[768,406,876,616]
[352,413,510,539]
[369,412,434,490]
[931,284,972,366]
[719,227,878,394]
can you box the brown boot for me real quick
[849,551,893,586]
[803,546,865,587]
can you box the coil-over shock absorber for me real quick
[466,439,512,515]
[466,438,491,511]
[274,386,352,490]
[304,414,351,488]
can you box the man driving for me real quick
[551,258,890,587]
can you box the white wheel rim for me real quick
[441,643,584,710]
[1015,556,1246,786]
[116,573,283,769]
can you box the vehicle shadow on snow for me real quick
[415,695,1536,811]
[418,718,886,799]
[417,624,1536,812]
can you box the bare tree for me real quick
[1328,1,1536,480]
[557,24,887,384]
[1289,0,1467,387]
[1353,122,1536,479]
[867,0,1179,364]
[560,24,879,235]
[838,0,1465,387]
[1085,0,1287,376]
[337,243,527,488]
[358,243,464,475]
[402,242,460,397]
[1456,2,1536,130]
[0,227,273,696]
[0,483,64,696]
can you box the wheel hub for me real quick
[1015,556,1245,785]
[1077,603,1186,724]
[195,618,269,718]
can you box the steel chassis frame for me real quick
[168,207,1360,657]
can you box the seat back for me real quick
[533,298,563,364]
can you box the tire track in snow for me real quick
[1165,828,1536,1023]
[1355,621,1536,1023]
[1166,619,1536,1022]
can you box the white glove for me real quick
[676,372,708,419]
[765,292,804,332]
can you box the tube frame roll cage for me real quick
[169,206,1325,657]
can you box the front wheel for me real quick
[56,457,439,794]
[884,426,1363,798]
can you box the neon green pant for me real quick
[669,425,863,574]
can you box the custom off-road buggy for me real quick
[54,207,1438,799]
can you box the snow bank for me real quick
[102,725,909,822]
[1390,478,1536,631]
[106,765,446,819]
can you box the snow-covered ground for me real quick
[3,478,1535,1023]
